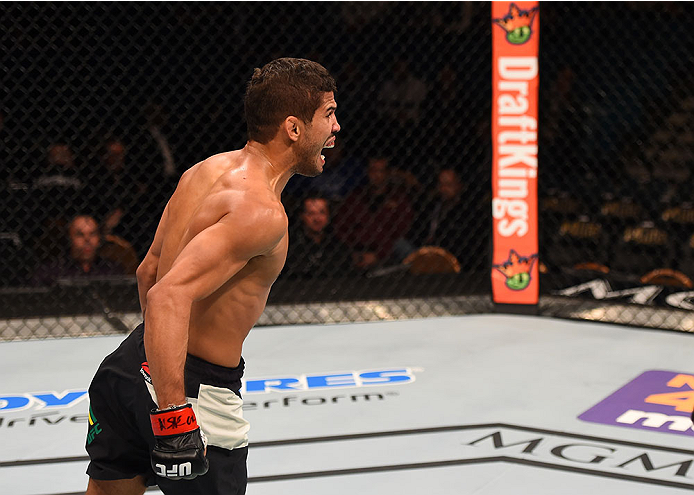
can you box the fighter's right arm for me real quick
[144,202,287,409]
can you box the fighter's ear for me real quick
[283,116,301,142]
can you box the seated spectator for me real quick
[377,58,427,126]
[333,156,414,269]
[405,168,475,264]
[282,194,354,278]
[32,214,126,286]
[90,137,149,252]
[34,142,83,191]
[375,58,429,168]
[30,142,87,261]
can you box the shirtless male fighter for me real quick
[84,58,339,495]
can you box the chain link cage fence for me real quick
[0,2,492,339]
[537,2,694,332]
[0,2,692,340]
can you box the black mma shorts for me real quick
[85,323,249,494]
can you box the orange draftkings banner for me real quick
[491,2,539,308]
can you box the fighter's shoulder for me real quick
[212,199,285,256]
[182,152,237,181]
[212,185,285,242]
[228,189,286,226]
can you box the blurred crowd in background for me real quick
[1,2,693,291]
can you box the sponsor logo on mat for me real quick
[242,367,418,394]
[579,370,694,437]
[0,389,88,412]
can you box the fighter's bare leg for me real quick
[85,476,147,495]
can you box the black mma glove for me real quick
[150,403,209,480]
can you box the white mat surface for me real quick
[1,315,692,494]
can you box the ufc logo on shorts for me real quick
[155,462,192,478]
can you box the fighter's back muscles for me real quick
[143,186,287,409]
